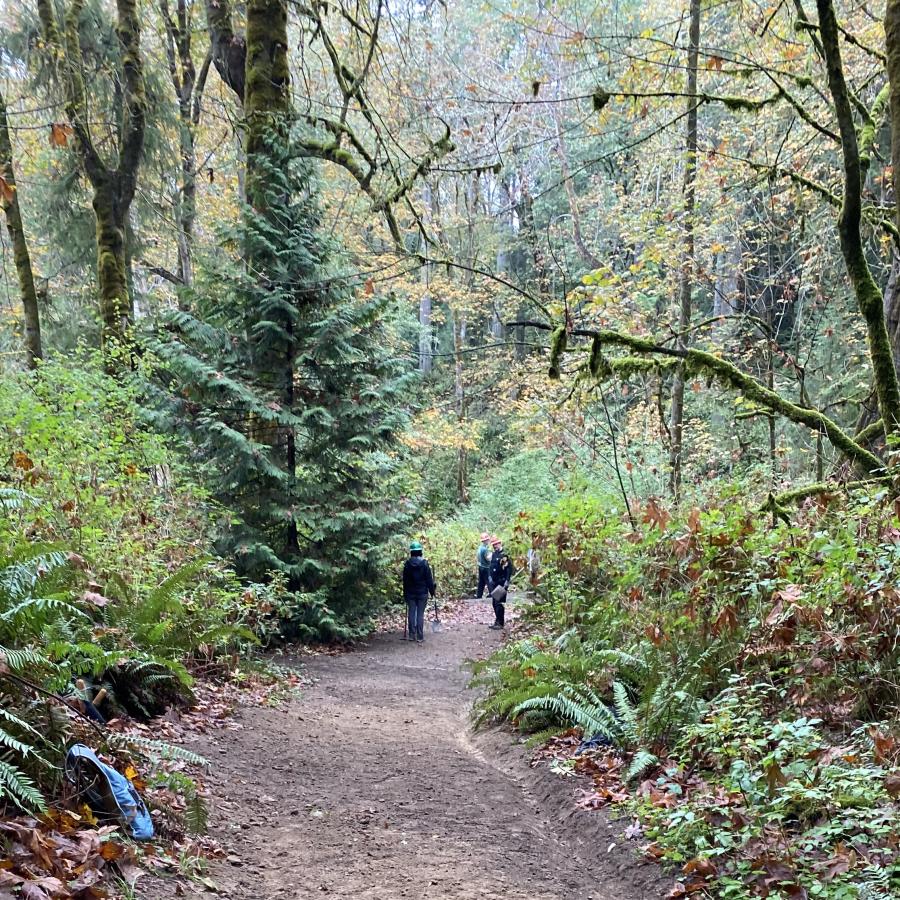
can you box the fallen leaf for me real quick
[683,856,717,878]
[49,123,73,148]
[0,175,14,205]
[99,841,123,861]
[885,770,900,798]
[12,451,34,471]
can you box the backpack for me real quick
[64,744,154,840]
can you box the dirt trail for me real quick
[141,604,667,900]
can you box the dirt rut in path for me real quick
[141,606,667,899]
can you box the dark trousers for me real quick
[476,568,489,598]
[407,596,427,640]
[492,595,505,626]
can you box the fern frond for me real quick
[0,489,39,511]
[120,736,207,766]
[0,760,46,812]
[612,681,640,744]
[0,707,43,739]
[0,644,49,671]
[625,749,659,782]
[184,791,209,835]
[515,687,621,743]
[0,725,38,757]
[2,596,88,623]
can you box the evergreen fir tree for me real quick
[149,127,415,633]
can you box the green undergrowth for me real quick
[0,356,261,817]
[470,486,900,899]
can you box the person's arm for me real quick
[427,561,436,597]
[402,561,410,599]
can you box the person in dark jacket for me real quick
[487,536,512,630]
[402,541,436,643]
[476,532,491,599]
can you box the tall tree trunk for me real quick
[205,0,246,102]
[245,1,290,203]
[668,0,700,500]
[821,0,900,436]
[244,0,294,554]
[94,176,132,340]
[454,312,469,503]
[161,2,211,289]
[418,290,433,374]
[418,180,435,374]
[38,0,146,348]
[551,76,601,272]
[0,87,42,368]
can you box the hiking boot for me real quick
[488,623,501,630]
[416,637,424,643]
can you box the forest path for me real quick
[141,604,665,900]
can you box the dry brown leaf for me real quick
[49,123,73,148]
[0,175,15,205]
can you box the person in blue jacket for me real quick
[403,541,436,643]
[476,532,491,598]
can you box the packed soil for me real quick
[140,601,669,900]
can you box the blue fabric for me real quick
[407,596,427,640]
[65,744,154,840]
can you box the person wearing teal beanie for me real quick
[402,541,436,643]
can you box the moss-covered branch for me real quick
[855,417,885,447]
[857,80,890,185]
[748,159,899,243]
[764,474,894,519]
[514,319,884,475]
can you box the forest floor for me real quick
[139,600,669,900]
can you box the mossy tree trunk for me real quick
[668,0,700,501]
[818,0,900,436]
[0,86,42,368]
[205,0,246,103]
[93,175,131,338]
[38,0,147,348]
[244,0,295,556]
[161,0,212,288]
[245,0,290,205]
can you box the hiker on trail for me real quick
[487,536,512,630]
[476,532,491,599]
[403,541,436,644]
